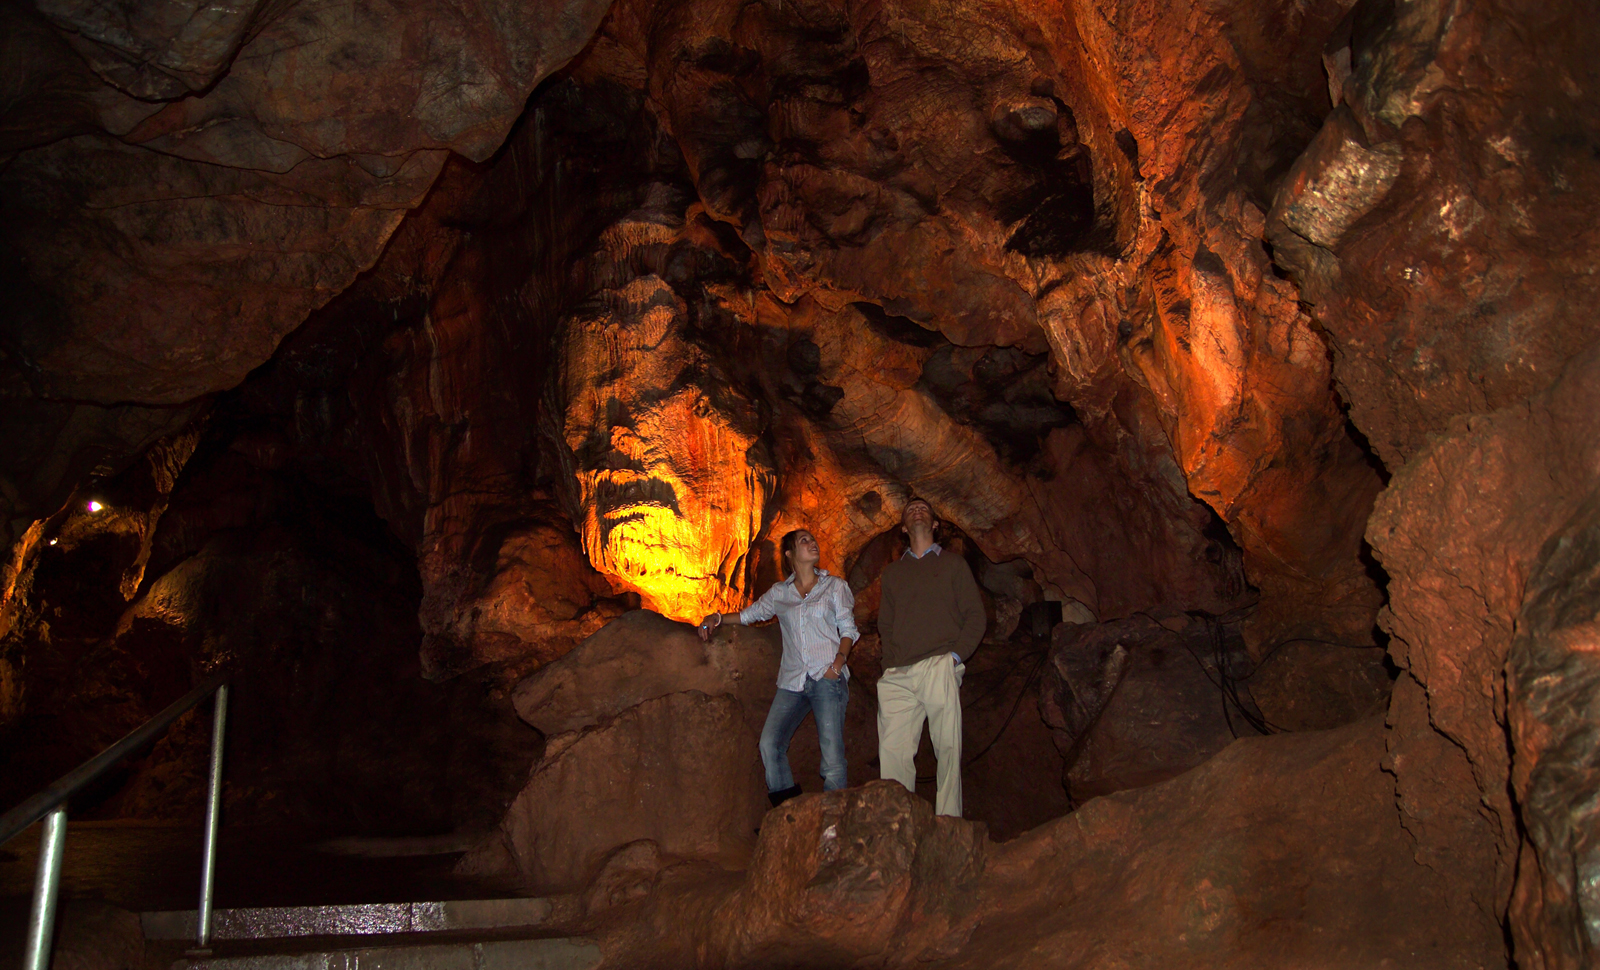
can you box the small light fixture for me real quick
[49,538,58,546]
[86,500,103,513]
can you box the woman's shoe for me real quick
[768,785,804,808]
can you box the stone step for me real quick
[143,899,555,941]
[178,937,599,970]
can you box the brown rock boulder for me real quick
[598,719,1503,968]
[950,718,1503,969]
[511,610,781,737]
[1039,616,1250,801]
[716,781,986,965]
[1246,638,1390,732]
[463,690,767,894]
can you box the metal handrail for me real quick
[0,668,231,967]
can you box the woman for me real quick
[699,529,859,807]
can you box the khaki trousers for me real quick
[876,652,964,816]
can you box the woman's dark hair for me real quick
[779,529,804,577]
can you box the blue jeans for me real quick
[759,675,849,793]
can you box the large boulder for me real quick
[1038,616,1248,801]
[596,719,1503,968]
[511,610,781,737]
[461,690,767,894]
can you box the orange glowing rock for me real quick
[558,223,776,621]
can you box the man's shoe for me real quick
[768,785,803,808]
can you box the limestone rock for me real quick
[1269,0,1600,468]
[1247,638,1390,732]
[583,839,668,914]
[597,720,1504,968]
[1508,490,1600,968]
[511,609,781,737]
[2,136,445,405]
[463,690,767,894]
[1039,616,1251,800]
[1365,329,1600,936]
[1,0,616,407]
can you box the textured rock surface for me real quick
[461,690,766,894]
[511,609,781,736]
[581,0,1383,646]
[0,0,613,406]
[551,195,781,617]
[1039,616,1261,801]
[1509,488,1600,969]
[1267,0,1600,956]
[1269,0,1600,467]
[594,720,1502,968]
[1246,638,1390,732]
[1365,345,1600,961]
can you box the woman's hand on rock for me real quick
[697,613,722,642]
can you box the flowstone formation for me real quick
[1,0,1597,965]
[554,193,779,617]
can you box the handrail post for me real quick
[192,684,229,954]
[22,808,67,970]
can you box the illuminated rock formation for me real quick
[554,204,778,619]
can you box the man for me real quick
[876,498,985,816]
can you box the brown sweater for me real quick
[878,548,986,669]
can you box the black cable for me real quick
[1171,615,1286,736]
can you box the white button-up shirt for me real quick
[740,569,861,691]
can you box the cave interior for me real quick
[1,0,1598,966]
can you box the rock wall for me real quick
[1269,0,1600,960]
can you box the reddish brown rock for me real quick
[1039,616,1255,801]
[1262,0,1600,957]
[2,136,445,405]
[1,0,616,407]
[596,720,1502,968]
[551,196,780,619]
[1362,342,1600,951]
[510,609,781,737]
[1269,0,1600,468]
[461,690,767,894]
[1245,638,1390,732]
[575,0,1383,649]
[1508,489,1600,970]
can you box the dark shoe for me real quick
[768,785,803,808]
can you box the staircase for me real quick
[140,899,600,970]
[0,674,603,970]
